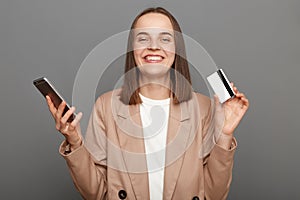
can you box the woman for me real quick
[46,7,249,200]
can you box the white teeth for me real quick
[145,56,163,61]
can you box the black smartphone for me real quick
[33,77,75,122]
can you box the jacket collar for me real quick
[115,91,190,122]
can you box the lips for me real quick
[143,55,164,63]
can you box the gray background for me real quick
[1,0,299,199]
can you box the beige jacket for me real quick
[59,89,237,200]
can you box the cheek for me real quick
[164,45,175,63]
[133,49,143,64]
[162,44,175,55]
[166,52,175,65]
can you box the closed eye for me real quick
[136,35,150,43]
[161,38,171,42]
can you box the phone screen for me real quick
[33,77,75,122]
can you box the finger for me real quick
[230,82,240,93]
[56,101,66,120]
[234,92,241,98]
[235,92,244,98]
[61,123,70,133]
[46,96,57,116]
[69,112,83,131]
[233,86,239,93]
[231,96,240,103]
[234,95,244,107]
[227,98,237,107]
[241,97,249,108]
[214,95,223,111]
[54,101,67,130]
[60,106,76,125]
[214,95,220,105]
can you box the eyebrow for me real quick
[135,31,174,37]
[160,32,173,37]
[136,32,149,36]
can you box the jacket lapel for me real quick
[113,94,150,199]
[163,100,192,200]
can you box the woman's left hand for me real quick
[214,83,249,136]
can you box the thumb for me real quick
[213,95,223,112]
[214,94,220,106]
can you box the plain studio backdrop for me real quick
[1,0,299,199]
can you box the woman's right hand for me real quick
[46,95,83,150]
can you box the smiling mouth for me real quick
[144,55,164,62]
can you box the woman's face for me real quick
[133,13,175,79]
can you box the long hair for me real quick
[120,7,192,105]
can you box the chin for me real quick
[138,63,171,78]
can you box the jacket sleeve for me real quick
[203,137,237,200]
[59,96,108,200]
[201,96,237,200]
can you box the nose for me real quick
[147,39,161,50]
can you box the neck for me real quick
[139,76,171,100]
[139,85,171,100]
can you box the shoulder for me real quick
[93,88,123,115]
[192,92,211,106]
[191,91,212,117]
[95,88,122,105]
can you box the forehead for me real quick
[134,13,173,31]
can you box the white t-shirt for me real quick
[139,93,170,200]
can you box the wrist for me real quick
[216,133,234,150]
[70,140,82,151]
[222,132,234,136]
[66,136,82,151]
[222,128,234,136]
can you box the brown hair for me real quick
[120,7,192,105]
